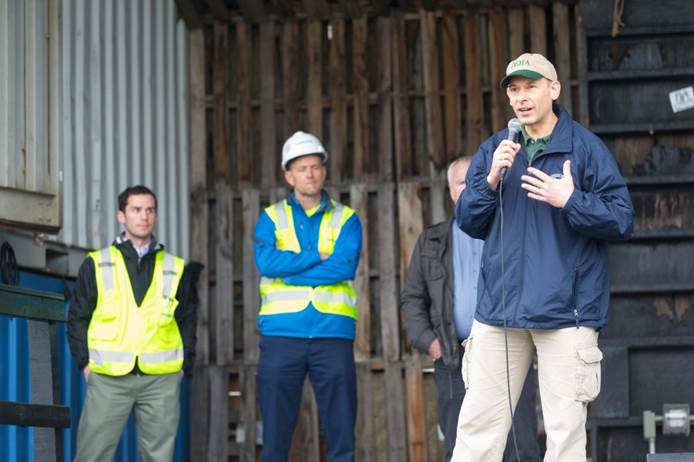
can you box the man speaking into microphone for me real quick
[452,53,634,462]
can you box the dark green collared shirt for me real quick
[521,127,551,164]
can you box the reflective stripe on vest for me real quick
[259,199,358,319]
[89,349,134,365]
[140,348,184,364]
[88,246,185,376]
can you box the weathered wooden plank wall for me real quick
[188,2,584,460]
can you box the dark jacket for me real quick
[67,236,200,376]
[456,103,634,330]
[401,219,461,369]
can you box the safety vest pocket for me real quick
[87,316,119,341]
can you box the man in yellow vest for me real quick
[67,185,199,462]
[254,131,362,461]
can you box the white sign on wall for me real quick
[669,86,694,113]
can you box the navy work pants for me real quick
[257,336,357,462]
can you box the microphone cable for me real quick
[499,174,521,462]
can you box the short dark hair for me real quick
[118,185,158,212]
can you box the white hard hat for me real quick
[281,131,328,171]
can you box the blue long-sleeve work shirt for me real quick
[254,191,362,339]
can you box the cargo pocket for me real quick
[461,336,473,390]
[575,346,603,402]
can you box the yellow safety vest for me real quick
[87,246,185,376]
[259,199,359,320]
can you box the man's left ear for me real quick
[550,80,561,101]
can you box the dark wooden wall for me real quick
[185,2,586,460]
[578,1,694,460]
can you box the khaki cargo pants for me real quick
[452,320,602,462]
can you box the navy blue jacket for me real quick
[456,104,634,329]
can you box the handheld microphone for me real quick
[500,118,523,177]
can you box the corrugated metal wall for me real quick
[60,0,190,258]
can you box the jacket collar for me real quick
[538,102,573,157]
[113,232,163,261]
[287,190,332,213]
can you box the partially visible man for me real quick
[402,157,540,462]
[453,53,634,461]
[254,131,362,462]
[68,185,199,462]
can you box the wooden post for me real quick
[260,21,277,189]
[489,8,509,132]
[377,16,394,182]
[212,25,230,181]
[398,182,423,285]
[406,359,428,462]
[215,189,234,365]
[553,1,572,114]
[329,18,347,182]
[508,7,525,60]
[306,20,323,138]
[421,10,445,170]
[242,189,260,461]
[355,363,375,461]
[189,29,209,365]
[528,5,547,55]
[464,13,483,154]
[441,11,462,161]
[392,13,413,180]
[237,22,252,185]
[207,366,229,461]
[350,184,371,361]
[353,16,369,178]
[283,21,299,137]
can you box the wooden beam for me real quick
[260,21,278,189]
[384,361,408,460]
[241,365,258,462]
[464,13,483,154]
[377,16,394,182]
[528,5,546,55]
[353,16,369,178]
[236,22,252,184]
[212,24,231,180]
[190,367,210,461]
[378,183,400,361]
[188,29,209,366]
[355,363,375,461]
[441,11,462,161]
[392,13,413,179]
[242,189,260,364]
[406,359,428,462]
[420,10,445,170]
[306,20,323,138]
[398,182,423,285]
[329,18,347,182]
[283,21,300,137]
[174,0,202,28]
[508,7,525,59]
[207,366,229,461]
[214,188,234,366]
[350,184,371,361]
[489,8,508,132]
[553,1,572,113]
[0,401,70,428]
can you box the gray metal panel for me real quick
[0,0,61,230]
[59,0,190,258]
